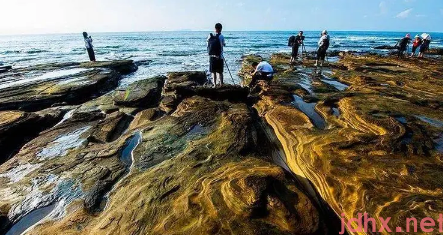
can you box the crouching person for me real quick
[249,61,274,87]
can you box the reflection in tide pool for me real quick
[292,95,326,129]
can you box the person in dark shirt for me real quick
[83,32,96,62]
[289,31,305,64]
[396,34,411,58]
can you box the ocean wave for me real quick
[157,51,200,57]
[1,49,49,55]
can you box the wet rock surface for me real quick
[244,53,443,235]
[0,60,137,111]
[0,109,65,165]
[0,66,330,234]
[1,53,442,235]
[113,76,166,108]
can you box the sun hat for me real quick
[322,30,328,35]
[415,34,420,38]
[406,34,411,38]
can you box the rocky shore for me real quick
[0,53,442,235]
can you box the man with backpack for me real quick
[315,30,330,70]
[207,23,226,86]
[288,31,305,64]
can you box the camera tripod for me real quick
[300,42,307,60]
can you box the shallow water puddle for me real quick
[415,116,443,128]
[298,74,314,94]
[436,135,443,153]
[6,203,56,235]
[292,95,327,129]
[332,108,341,117]
[320,76,349,91]
[185,124,208,139]
[100,132,142,212]
[37,126,91,160]
[0,68,89,90]
[6,179,83,235]
[120,131,142,167]
[53,109,76,127]
[395,116,408,124]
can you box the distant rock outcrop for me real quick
[0,61,137,111]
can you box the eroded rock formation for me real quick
[245,53,443,234]
[0,61,137,111]
[0,65,329,235]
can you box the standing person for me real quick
[315,30,330,69]
[207,23,226,86]
[418,33,431,58]
[410,35,422,57]
[249,61,274,87]
[395,34,411,58]
[83,32,96,62]
[288,31,305,64]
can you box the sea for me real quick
[0,31,442,85]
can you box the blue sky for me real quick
[0,0,442,35]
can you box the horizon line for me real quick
[1,29,442,37]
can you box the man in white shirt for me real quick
[207,23,226,86]
[315,30,330,68]
[249,61,274,87]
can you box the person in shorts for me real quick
[207,23,226,86]
[315,30,330,69]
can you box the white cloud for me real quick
[415,14,426,18]
[379,1,388,14]
[236,2,244,7]
[396,8,413,18]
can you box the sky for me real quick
[0,0,442,35]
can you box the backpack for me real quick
[321,37,330,50]
[288,36,296,47]
[208,33,222,56]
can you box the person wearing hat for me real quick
[396,34,411,59]
[419,33,431,58]
[410,35,423,57]
[315,30,330,69]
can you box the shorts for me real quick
[412,46,418,53]
[317,49,327,61]
[419,45,428,53]
[292,45,300,57]
[209,57,224,73]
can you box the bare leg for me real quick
[218,73,224,86]
[212,73,217,87]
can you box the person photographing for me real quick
[315,30,330,70]
[207,23,226,86]
[288,31,305,64]
[83,32,96,62]
[395,34,411,58]
[248,61,274,87]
